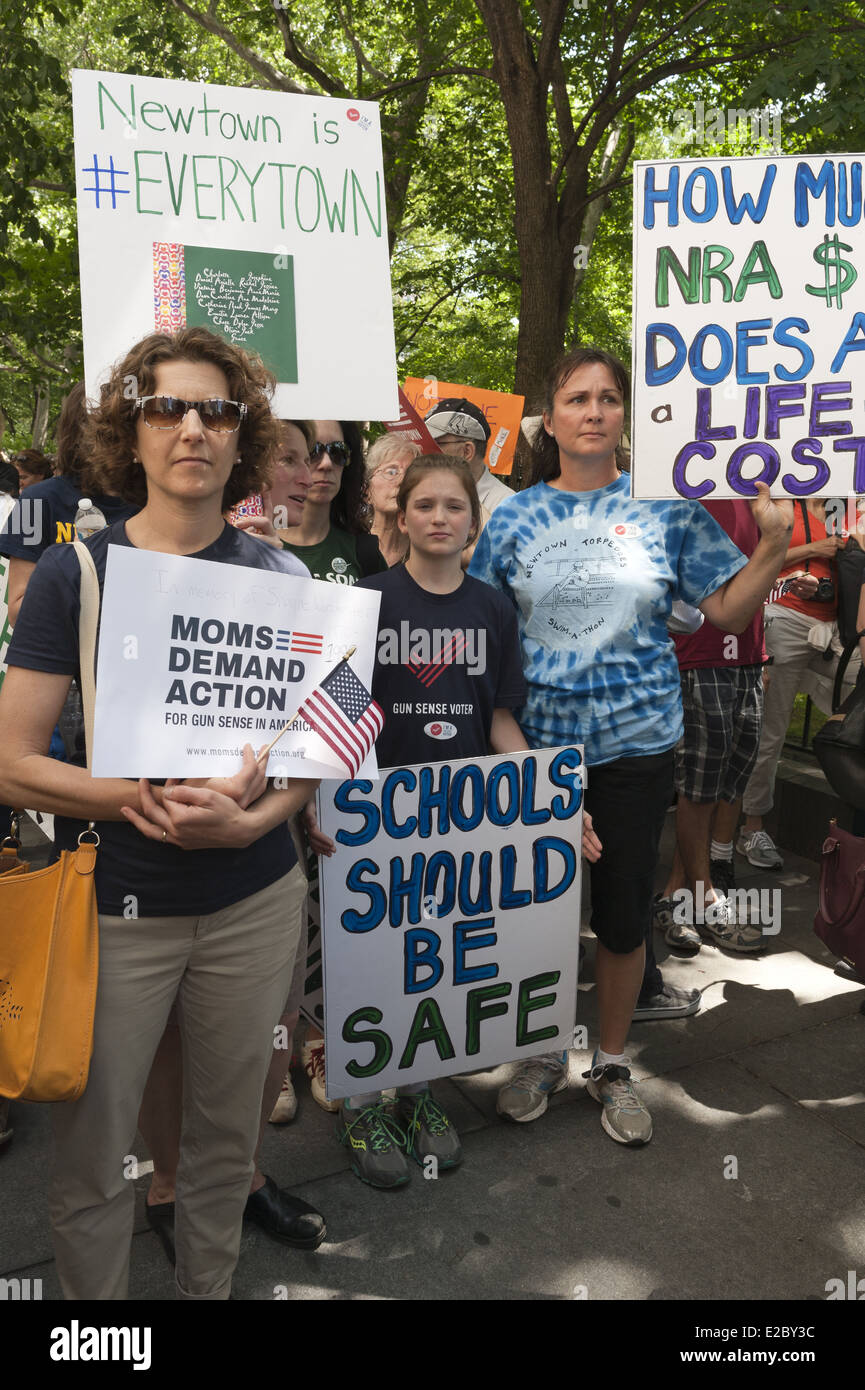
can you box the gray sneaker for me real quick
[653,893,701,952]
[397,1089,462,1169]
[337,1101,411,1188]
[633,983,701,1020]
[699,893,765,952]
[496,1053,569,1123]
[736,829,783,869]
[583,1061,653,1146]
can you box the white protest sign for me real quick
[71,69,398,420]
[0,496,12,691]
[92,545,381,778]
[318,747,584,1099]
[632,154,865,499]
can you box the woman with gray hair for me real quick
[365,434,420,566]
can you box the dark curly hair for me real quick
[319,421,370,536]
[531,346,630,485]
[84,327,283,510]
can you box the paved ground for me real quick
[2,812,864,1303]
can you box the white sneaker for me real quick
[583,1059,653,1146]
[496,1053,569,1123]
[736,829,783,869]
[302,1039,339,1113]
[269,1072,298,1124]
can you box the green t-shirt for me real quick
[281,525,386,585]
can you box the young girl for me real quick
[314,455,600,1188]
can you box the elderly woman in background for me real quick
[364,435,420,567]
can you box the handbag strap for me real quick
[819,835,865,929]
[831,628,865,711]
[72,540,100,772]
[798,500,812,573]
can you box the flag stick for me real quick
[256,646,357,765]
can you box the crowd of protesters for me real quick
[0,324,825,1299]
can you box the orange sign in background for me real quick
[402,378,525,476]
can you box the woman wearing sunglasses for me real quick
[0,327,319,1301]
[278,419,387,583]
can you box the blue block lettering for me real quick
[404,927,444,994]
[380,769,418,838]
[642,165,680,229]
[533,836,578,903]
[334,781,378,846]
[721,164,776,224]
[549,749,584,818]
[389,852,426,928]
[453,919,499,985]
[645,324,686,385]
[342,859,386,932]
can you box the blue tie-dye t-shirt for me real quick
[468,473,748,766]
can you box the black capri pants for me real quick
[584,749,675,955]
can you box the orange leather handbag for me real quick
[0,541,100,1102]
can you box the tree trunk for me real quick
[477,2,578,411]
[31,381,49,449]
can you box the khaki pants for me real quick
[742,604,834,817]
[49,864,306,1301]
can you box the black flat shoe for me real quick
[243,1175,326,1250]
[145,1200,176,1267]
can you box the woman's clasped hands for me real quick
[120,743,269,850]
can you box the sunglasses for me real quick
[135,396,247,433]
[310,440,351,467]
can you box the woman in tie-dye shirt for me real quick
[470,347,792,1148]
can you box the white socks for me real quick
[595,1048,627,1068]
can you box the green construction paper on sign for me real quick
[183,245,298,383]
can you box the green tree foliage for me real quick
[3,0,865,458]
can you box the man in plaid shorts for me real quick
[651,500,812,955]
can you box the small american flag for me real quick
[298,659,384,776]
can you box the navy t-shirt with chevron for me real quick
[357,566,526,768]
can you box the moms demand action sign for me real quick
[71,69,398,420]
[91,546,380,779]
[317,747,585,1099]
[632,154,865,499]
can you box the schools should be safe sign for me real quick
[317,747,585,1099]
[632,153,865,499]
[71,69,399,420]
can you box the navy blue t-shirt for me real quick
[7,521,309,915]
[357,566,527,767]
[0,475,136,561]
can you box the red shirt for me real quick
[674,500,766,669]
